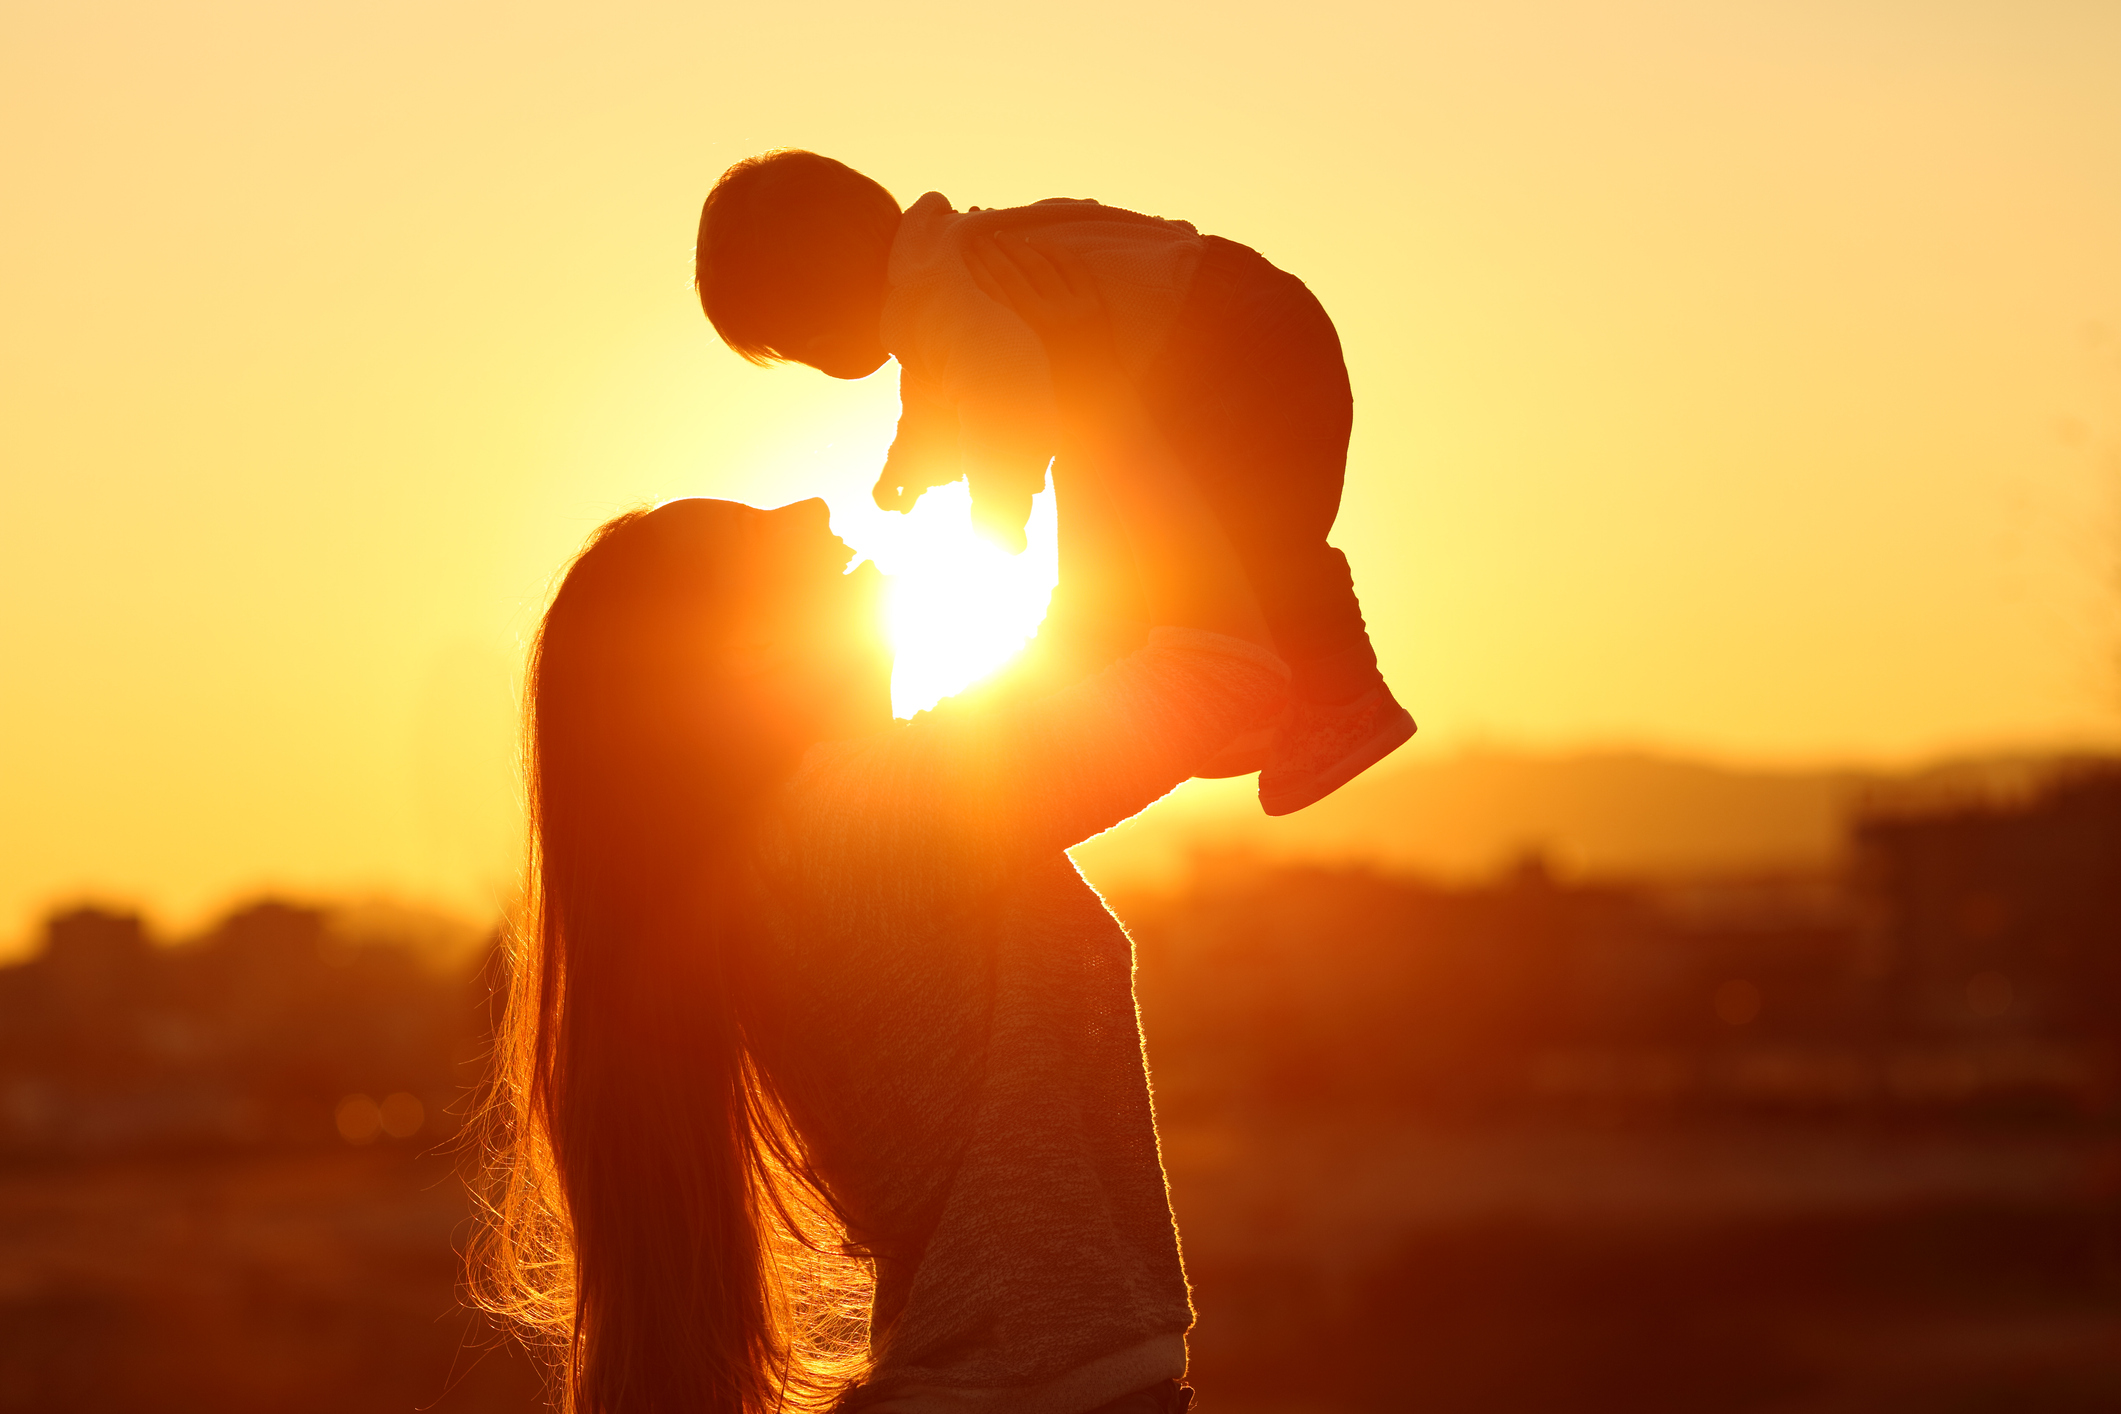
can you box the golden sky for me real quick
[4,0,2120,942]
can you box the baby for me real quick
[694,149,1413,815]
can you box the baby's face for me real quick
[785,325,890,380]
[778,268,891,379]
[781,310,890,380]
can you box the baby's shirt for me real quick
[877,193,1206,530]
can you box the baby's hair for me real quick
[696,151,902,366]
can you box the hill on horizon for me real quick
[1072,745,2084,891]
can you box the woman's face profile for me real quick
[730,497,892,740]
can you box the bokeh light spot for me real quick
[1713,979,1762,1027]
[335,1093,382,1144]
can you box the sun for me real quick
[838,480,1059,717]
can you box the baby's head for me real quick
[696,150,901,379]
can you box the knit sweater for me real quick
[879,193,1206,511]
[746,628,1288,1414]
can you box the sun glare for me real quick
[841,480,1059,718]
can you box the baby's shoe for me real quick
[1257,684,1415,816]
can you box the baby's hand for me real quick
[874,438,960,512]
[874,385,964,512]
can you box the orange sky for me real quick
[4,0,2120,944]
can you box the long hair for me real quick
[695,149,901,365]
[472,502,869,1413]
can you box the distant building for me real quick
[0,901,489,1154]
[1855,764,2121,1044]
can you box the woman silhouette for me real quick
[476,240,1287,1414]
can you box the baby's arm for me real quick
[872,371,961,513]
[891,260,1062,551]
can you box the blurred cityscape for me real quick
[2,761,2118,1411]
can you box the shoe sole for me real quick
[1258,705,1417,817]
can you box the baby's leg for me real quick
[1145,237,1412,811]
[1147,239,1378,705]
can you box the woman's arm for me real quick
[771,629,1289,917]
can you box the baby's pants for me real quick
[1142,235,1379,704]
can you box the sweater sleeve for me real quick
[768,629,1288,910]
[873,367,963,511]
[892,251,1060,512]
